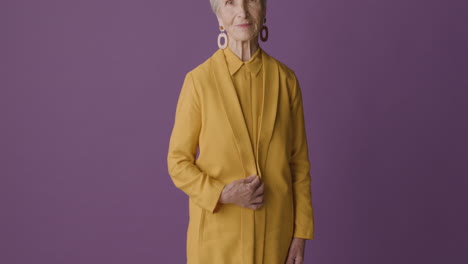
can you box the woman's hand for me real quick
[286,237,306,264]
[219,174,264,210]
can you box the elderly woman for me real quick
[167,0,314,263]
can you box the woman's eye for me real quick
[226,0,233,5]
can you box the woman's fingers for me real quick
[248,175,261,190]
[249,202,263,210]
[231,175,266,210]
[250,182,264,209]
[251,195,263,203]
[253,181,264,196]
[243,174,257,183]
[249,179,264,209]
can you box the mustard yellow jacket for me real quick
[167,47,314,264]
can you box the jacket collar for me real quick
[223,46,263,76]
[210,47,279,178]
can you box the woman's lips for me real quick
[237,23,252,28]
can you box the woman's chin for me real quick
[230,33,258,43]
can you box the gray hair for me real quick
[209,0,267,14]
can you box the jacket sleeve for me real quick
[167,72,227,214]
[289,72,315,240]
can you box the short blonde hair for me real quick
[209,0,267,14]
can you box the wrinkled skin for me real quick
[286,237,306,264]
[219,174,264,210]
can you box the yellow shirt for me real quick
[223,47,264,168]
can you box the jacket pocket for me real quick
[199,204,240,243]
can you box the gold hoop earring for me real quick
[217,25,228,49]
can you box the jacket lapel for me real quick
[210,48,279,179]
[211,49,257,175]
[256,50,279,178]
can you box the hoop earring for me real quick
[260,18,269,42]
[218,25,228,49]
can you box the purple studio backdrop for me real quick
[1,0,467,263]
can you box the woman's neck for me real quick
[228,39,259,62]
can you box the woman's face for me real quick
[216,0,265,42]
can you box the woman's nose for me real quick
[236,1,249,18]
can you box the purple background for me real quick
[1,0,467,263]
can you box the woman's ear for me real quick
[216,15,224,29]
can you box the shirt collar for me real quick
[223,46,263,77]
